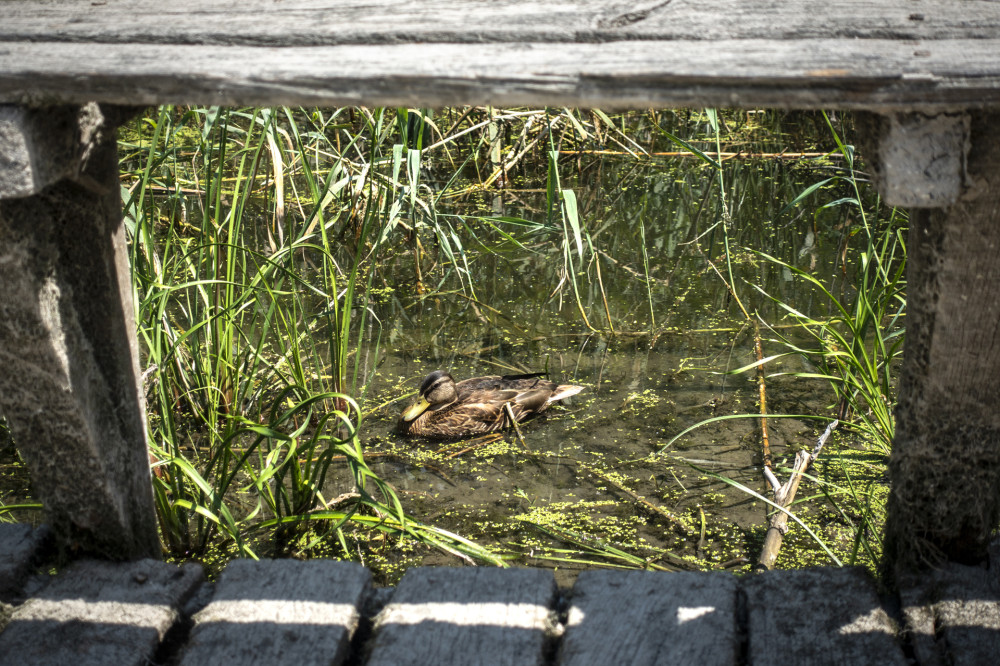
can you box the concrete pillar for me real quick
[0,103,159,559]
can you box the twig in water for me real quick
[756,420,839,571]
[754,320,774,476]
[505,403,530,452]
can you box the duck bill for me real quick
[402,398,431,422]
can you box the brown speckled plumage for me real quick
[398,371,584,438]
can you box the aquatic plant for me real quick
[109,104,895,579]
[751,113,906,455]
[121,105,506,565]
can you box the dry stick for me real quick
[557,150,843,160]
[478,113,550,190]
[504,403,531,452]
[756,420,839,571]
[591,250,615,334]
[754,320,775,478]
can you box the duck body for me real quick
[398,370,584,438]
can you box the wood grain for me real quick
[0,39,999,110]
[179,559,372,666]
[1,1,999,110]
[368,567,556,666]
[3,0,998,45]
[560,570,738,665]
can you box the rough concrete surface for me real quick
[0,524,50,602]
[369,567,557,666]
[900,541,1000,666]
[861,112,969,208]
[744,567,906,665]
[0,103,158,559]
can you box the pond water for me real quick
[0,109,889,583]
[318,111,879,584]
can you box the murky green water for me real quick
[329,113,873,583]
[0,109,883,582]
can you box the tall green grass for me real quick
[753,113,906,455]
[121,105,508,565]
[663,110,904,569]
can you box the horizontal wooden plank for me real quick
[3,0,999,46]
[1,39,999,110]
[1,1,999,110]
[368,567,557,666]
[560,570,739,665]
[0,559,203,666]
[178,559,371,666]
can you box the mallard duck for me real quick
[398,370,584,438]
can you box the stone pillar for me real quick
[0,103,159,559]
[865,112,1000,579]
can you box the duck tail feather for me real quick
[547,384,585,403]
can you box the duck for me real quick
[398,370,584,438]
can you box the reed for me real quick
[122,105,513,565]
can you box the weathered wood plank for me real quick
[899,541,1000,666]
[0,524,50,602]
[1,39,999,111]
[1,1,999,110]
[744,567,906,665]
[178,559,372,666]
[882,111,1000,575]
[3,0,999,45]
[0,559,203,666]
[368,567,556,666]
[560,570,738,665]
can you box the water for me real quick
[329,119,865,583]
[0,109,876,581]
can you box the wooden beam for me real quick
[0,104,159,560]
[882,111,1000,578]
[1,40,999,111]
[3,0,999,45]
[1,1,1000,111]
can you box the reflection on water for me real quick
[335,116,868,580]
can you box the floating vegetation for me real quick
[0,107,900,582]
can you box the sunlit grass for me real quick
[108,105,888,577]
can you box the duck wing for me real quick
[512,388,553,412]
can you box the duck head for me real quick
[401,370,458,422]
